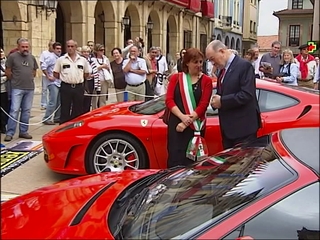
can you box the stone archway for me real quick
[236,38,241,52]
[231,37,235,49]
[94,0,116,52]
[167,15,178,55]
[0,1,24,53]
[147,10,161,49]
[217,34,222,41]
[124,4,141,43]
[56,0,85,50]
[225,36,230,48]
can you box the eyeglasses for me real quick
[67,45,75,48]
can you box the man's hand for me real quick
[176,122,187,132]
[275,77,283,83]
[48,76,55,81]
[211,95,221,109]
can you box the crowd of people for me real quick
[0,37,319,147]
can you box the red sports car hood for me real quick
[1,170,157,239]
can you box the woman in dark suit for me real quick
[165,48,213,168]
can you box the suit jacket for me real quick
[217,55,262,139]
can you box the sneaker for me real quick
[19,133,32,139]
[40,107,46,110]
[53,120,60,124]
[4,135,12,141]
[43,121,55,125]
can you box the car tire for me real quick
[86,133,148,174]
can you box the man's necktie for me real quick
[217,68,226,94]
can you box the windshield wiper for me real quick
[116,165,184,206]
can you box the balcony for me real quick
[187,0,201,12]
[220,16,233,31]
[201,0,214,18]
[166,0,189,8]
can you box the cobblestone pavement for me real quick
[1,87,118,197]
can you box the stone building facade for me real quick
[0,0,215,62]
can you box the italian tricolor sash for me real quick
[179,73,208,161]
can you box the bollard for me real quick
[124,91,128,102]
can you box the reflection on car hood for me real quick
[1,170,157,239]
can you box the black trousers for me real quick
[222,132,258,150]
[60,82,84,124]
[0,92,9,130]
[83,79,94,114]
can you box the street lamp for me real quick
[145,20,154,34]
[122,16,130,31]
[45,0,57,18]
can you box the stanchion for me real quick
[124,91,128,102]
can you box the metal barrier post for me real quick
[124,91,128,102]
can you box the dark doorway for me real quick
[0,10,3,49]
[166,21,170,54]
[124,10,131,47]
[55,3,66,53]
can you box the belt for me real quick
[127,81,145,87]
[298,79,313,82]
[62,82,83,88]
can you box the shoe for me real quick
[53,120,60,124]
[4,135,12,141]
[43,121,55,125]
[40,107,46,110]
[19,133,32,139]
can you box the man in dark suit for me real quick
[206,40,261,149]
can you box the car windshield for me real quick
[129,95,166,115]
[114,138,296,239]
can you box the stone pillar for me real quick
[104,21,117,57]
[2,21,28,55]
[169,32,179,55]
[70,21,86,46]
[131,25,142,41]
[312,0,319,42]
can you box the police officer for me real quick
[53,40,90,124]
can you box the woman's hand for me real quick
[176,122,187,132]
[180,114,193,126]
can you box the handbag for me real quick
[162,107,170,125]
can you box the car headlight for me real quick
[55,121,84,133]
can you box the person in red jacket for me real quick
[165,48,212,168]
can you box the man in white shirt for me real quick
[122,46,148,101]
[252,47,261,79]
[39,40,54,110]
[154,47,169,96]
[122,39,134,59]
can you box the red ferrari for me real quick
[3,128,319,239]
[42,80,320,175]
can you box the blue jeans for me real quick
[43,84,60,122]
[6,89,34,136]
[40,76,49,108]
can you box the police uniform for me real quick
[54,54,90,124]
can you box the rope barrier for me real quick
[0,91,164,126]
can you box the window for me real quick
[184,31,192,49]
[288,25,300,47]
[224,182,319,239]
[292,0,303,9]
[250,21,253,33]
[200,34,208,55]
[258,90,299,112]
[253,22,256,33]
